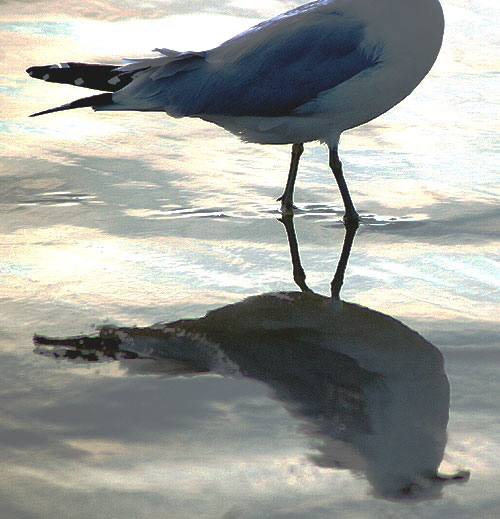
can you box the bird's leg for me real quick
[329,147,360,227]
[277,142,304,214]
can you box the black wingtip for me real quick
[29,104,71,117]
[26,64,57,80]
[26,65,41,77]
[29,92,113,117]
[26,62,131,92]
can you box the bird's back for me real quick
[28,0,444,147]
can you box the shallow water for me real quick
[1,1,499,518]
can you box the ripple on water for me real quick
[124,206,231,219]
[17,191,103,207]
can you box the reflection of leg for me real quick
[330,223,358,299]
[277,143,304,213]
[279,214,311,293]
[329,147,360,226]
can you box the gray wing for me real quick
[111,2,376,117]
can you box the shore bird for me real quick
[27,0,444,224]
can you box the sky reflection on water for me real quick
[0,1,499,518]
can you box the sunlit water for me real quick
[1,1,499,518]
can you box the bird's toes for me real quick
[279,200,296,215]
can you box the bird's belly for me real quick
[200,111,342,146]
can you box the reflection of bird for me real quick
[26,0,445,223]
[34,217,468,500]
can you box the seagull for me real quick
[26,0,444,225]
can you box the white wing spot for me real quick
[42,74,50,80]
[108,76,120,85]
[74,78,85,86]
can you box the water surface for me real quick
[0,1,499,518]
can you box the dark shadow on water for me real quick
[33,216,469,502]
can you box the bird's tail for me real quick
[26,62,132,92]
